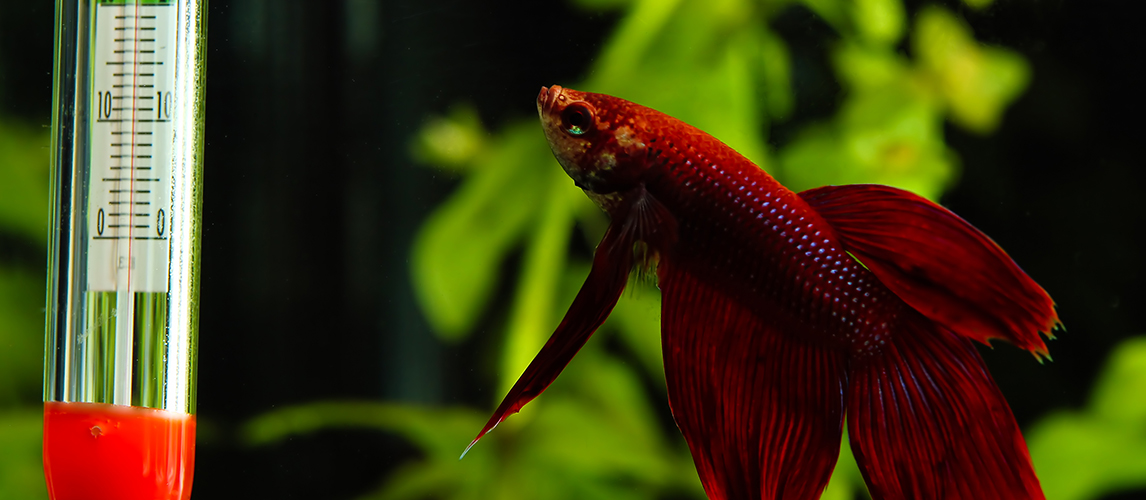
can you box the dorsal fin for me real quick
[799,184,1059,358]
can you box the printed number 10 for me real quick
[156,91,172,120]
[97,91,112,120]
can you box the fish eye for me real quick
[561,104,594,136]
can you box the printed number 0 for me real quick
[156,208,165,237]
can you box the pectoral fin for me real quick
[462,222,633,457]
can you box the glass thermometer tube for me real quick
[43,0,207,499]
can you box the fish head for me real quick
[538,85,651,196]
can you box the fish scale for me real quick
[644,135,897,355]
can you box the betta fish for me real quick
[464,86,1059,500]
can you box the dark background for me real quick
[1,0,1143,498]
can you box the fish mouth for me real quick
[538,85,563,115]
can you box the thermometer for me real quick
[44,0,207,499]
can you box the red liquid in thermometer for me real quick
[43,401,196,500]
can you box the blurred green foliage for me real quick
[0,1,1138,499]
[0,113,50,499]
[405,1,1027,496]
[244,0,1059,499]
[1027,337,1146,500]
[0,119,51,244]
[244,346,705,500]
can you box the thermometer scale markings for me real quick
[88,0,175,293]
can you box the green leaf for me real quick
[1029,412,1146,500]
[912,6,1030,134]
[821,431,868,500]
[242,400,485,458]
[0,265,45,407]
[1027,336,1146,500]
[499,171,585,395]
[410,105,488,171]
[588,0,687,87]
[243,348,706,500]
[962,0,994,11]
[778,86,957,201]
[1092,337,1146,424]
[852,0,905,46]
[0,410,49,499]
[0,118,50,246]
[758,27,794,122]
[782,15,977,202]
[410,123,553,341]
[588,0,771,169]
[514,352,679,497]
[604,283,664,381]
[833,41,912,93]
[594,36,770,169]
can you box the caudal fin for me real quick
[847,313,1044,500]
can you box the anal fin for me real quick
[659,259,847,500]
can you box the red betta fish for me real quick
[464,86,1059,500]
